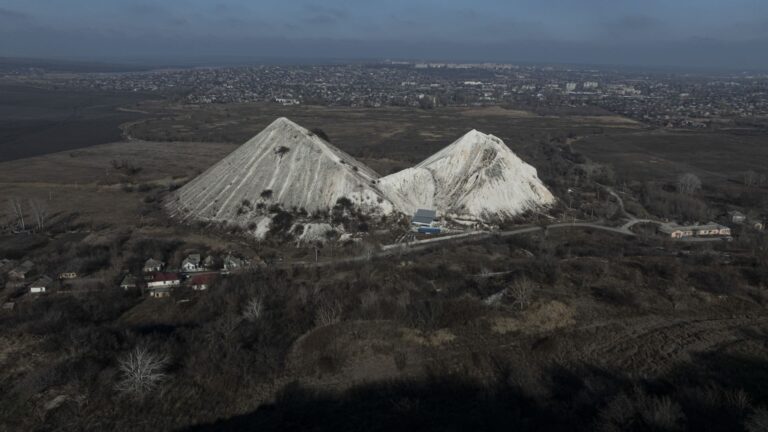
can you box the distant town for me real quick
[4,61,767,130]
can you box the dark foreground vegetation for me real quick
[1,225,767,431]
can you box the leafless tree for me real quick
[743,170,760,187]
[242,297,263,321]
[677,173,702,195]
[7,198,24,231]
[29,199,48,231]
[314,300,342,327]
[116,346,169,397]
[510,277,535,310]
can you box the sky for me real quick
[1,0,767,69]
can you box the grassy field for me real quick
[127,102,643,174]
[573,128,768,184]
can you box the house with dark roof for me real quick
[29,275,53,294]
[8,260,34,280]
[120,274,138,290]
[181,254,202,272]
[143,258,165,273]
[189,273,216,291]
[411,209,437,227]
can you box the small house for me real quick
[29,275,53,294]
[147,272,181,289]
[659,222,731,239]
[148,286,172,298]
[8,260,34,280]
[727,211,746,224]
[120,274,138,290]
[222,254,245,273]
[418,226,441,235]
[181,254,202,272]
[203,255,216,270]
[143,258,165,273]
[189,273,215,291]
[411,209,437,227]
[58,272,78,280]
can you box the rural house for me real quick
[203,255,216,270]
[8,260,34,280]
[147,272,180,298]
[120,274,138,290]
[181,254,202,272]
[147,272,181,288]
[659,222,731,239]
[148,286,172,298]
[727,211,747,224]
[189,273,215,291]
[29,275,53,294]
[58,272,78,280]
[143,258,165,273]
[411,209,437,227]
[222,254,245,273]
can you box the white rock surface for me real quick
[169,119,554,226]
[379,129,555,220]
[167,117,395,225]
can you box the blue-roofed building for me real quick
[411,209,437,227]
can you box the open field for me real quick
[573,129,768,184]
[127,102,644,174]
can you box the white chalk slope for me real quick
[379,129,555,220]
[167,117,394,224]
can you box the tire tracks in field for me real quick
[569,315,768,374]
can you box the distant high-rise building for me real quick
[583,81,599,89]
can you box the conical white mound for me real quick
[167,117,395,224]
[379,129,555,220]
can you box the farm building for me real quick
[8,260,34,280]
[143,258,165,273]
[659,222,731,239]
[181,254,203,272]
[411,209,437,227]
[147,272,181,289]
[29,275,53,294]
[189,273,216,291]
[147,273,180,298]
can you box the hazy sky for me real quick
[1,0,767,69]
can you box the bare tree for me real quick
[29,199,48,231]
[116,346,169,397]
[677,173,702,195]
[743,170,760,187]
[242,297,263,321]
[314,300,342,327]
[7,198,24,231]
[510,277,535,310]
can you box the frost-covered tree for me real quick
[677,173,702,195]
[116,347,169,397]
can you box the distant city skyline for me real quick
[1,1,767,69]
